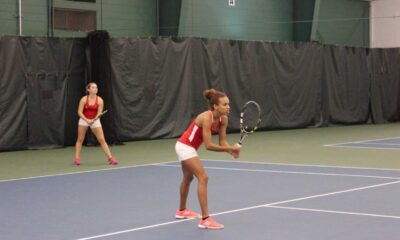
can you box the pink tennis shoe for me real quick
[175,208,200,219]
[198,216,224,229]
[74,157,118,165]
[108,157,118,165]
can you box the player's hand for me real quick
[230,143,242,159]
[86,119,94,125]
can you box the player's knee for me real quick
[185,175,194,182]
[198,174,208,184]
[76,137,84,144]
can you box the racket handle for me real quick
[231,143,241,159]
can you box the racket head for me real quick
[240,101,261,134]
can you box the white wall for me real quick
[370,0,400,48]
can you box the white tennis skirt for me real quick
[175,141,198,161]
[78,118,102,129]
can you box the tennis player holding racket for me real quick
[175,89,241,229]
[74,82,118,165]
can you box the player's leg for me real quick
[91,126,118,164]
[179,160,194,210]
[183,157,224,229]
[181,157,209,218]
[175,160,200,219]
[174,142,201,219]
[74,124,88,165]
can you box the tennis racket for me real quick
[92,109,108,122]
[238,101,261,145]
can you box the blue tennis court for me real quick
[1,159,399,240]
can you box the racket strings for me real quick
[241,104,260,132]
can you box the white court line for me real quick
[3,158,399,183]
[324,145,400,150]
[75,180,400,240]
[325,137,400,150]
[200,159,400,172]
[328,143,400,147]
[357,142,400,146]
[265,206,400,220]
[324,136,400,147]
[155,164,400,180]
[0,161,178,183]
[76,218,194,240]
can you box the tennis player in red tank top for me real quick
[74,82,117,165]
[174,89,241,229]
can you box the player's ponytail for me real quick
[203,88,226,110]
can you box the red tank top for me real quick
[178,111,222,150]
[83,96,99,119]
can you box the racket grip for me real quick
[231,143,241,159]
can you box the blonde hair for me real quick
[203,88,226,110]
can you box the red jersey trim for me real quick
[178,111,222,150]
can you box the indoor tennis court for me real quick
[2,1,400,240]
[1,124,400,239]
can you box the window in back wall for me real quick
[54,8,96,31]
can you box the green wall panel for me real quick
[312,0,369,47]
[293,0,315,42]
[0,0,370,46]
[0,0,19,35]
[99,0,157,37]
[0,0,49,36]
[0,0,157,37]
[23,0,48,36]
[178,0,293,41]
[159,0,181,36]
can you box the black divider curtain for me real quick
[109,38,400,141]
[369,48,400,123]
[322,46,370,124]
[110,39,325,140]
[21,38,67,149]
[191,40,323,129]
[1,36,400,151]
[88,30,120,145]
[0,36,27,151]
[110,37,196,140]
[0,36,86,151]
